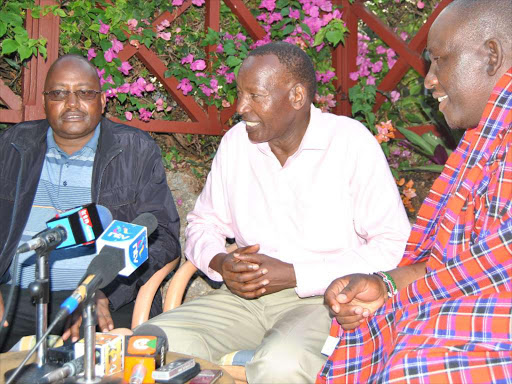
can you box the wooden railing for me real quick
[0,0,453,136]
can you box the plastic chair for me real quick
[131,244,248,384]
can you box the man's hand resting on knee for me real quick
[209,244,296,299]
[62,290,114,342]
[0,290,8,327]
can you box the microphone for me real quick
[16,226,68,254]
[16,204,113,254]
[58,212,158,317]
[46,203,113,249]
[96,212,158,276]
[37,356,84,383]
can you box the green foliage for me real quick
[0,1,48,64]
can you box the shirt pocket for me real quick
[98,184,137,208]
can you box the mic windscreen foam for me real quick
[83,247,125,288]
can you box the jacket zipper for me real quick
[95,148,123,202]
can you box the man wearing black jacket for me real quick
[0,54,180,351]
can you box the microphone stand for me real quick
[77,293,100,384]
[7,248,60,383]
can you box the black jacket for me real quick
[0,117,181,314]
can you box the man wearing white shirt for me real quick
[140,41,410,383]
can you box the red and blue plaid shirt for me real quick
[318,69,512,383]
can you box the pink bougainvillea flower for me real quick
[111,38,123,53]
[417,1,425,9]
[129,39,140,48]
[366,75,376,85]
[139,108,152,122]
[145,83,155,92]
[177,78,193,95]
[181,54,194,65]
[225,72,235,84]
[191,60,206,71]
[217,65,229,76]
[199,84,213,97]
[349,71,359,81]
[400,32,409,41]
[195,72,206,78]
[222,100,231,108]
[259,0,275,12]
[318,0,332,12]
[157,32,171,41]
[372,60,383,74]
[87,48,96,61]
[155,98,164,111]
[166,106,172,112]
[175,35,184,45]
[127,19,138,31]
[157,20,170,31]
[125,111,133,121]
[210,78,219,92]
[268,12,283,24]
[390,90,400,102]
[130,77,147,97]
[104,49,116,63]
[192,0,205,5]
[235,33,246,41]
[105,87,117,99]
[387,57,397,69]
[376,45,387,55]
[289,8,300,19]
[216,44,224,53]
[303,3,319,17]
[99,20,110,34]
[117,83,130,93]
[172,0,184,5]
[118,61,132,75]
[96,68,105,79]
[176,199,183,206]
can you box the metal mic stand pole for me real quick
[77,293,100,384]
[9,249,60,383]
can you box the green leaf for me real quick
[280,7,290,16]
[313,27,327,47]
[401,164,444,173]
[409,83,422,96]
[0,22,7,39]
[326,30,342,45]
[100,39,112,51]
[226,56,241,68]
[38,45,47,59]
[276,0,289,8]
[93,55,107,67]
[113,27,128,41]
[118,93,127,103]
[18,45,32,61]
[282,24,295,36]
[2,39,19,55]
[4,57,19,69]
[55,8,67,18]
[405,113,423,124]
[396,126,435,155]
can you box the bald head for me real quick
[445,0,512,53]
[45,54,101,90]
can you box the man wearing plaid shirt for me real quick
[319,0,512,382]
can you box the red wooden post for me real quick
[22,0,60,121]
[332,0,358,116]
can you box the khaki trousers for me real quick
[138,286,331,383]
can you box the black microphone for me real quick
[37,356,84,383]
[16,226,68,254]
[16,204,113,254]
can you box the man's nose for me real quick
[65,91,80,107]
[424,69,438,90]
[236,95,250,115]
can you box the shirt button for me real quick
[63,181,67,186]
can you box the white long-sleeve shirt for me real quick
[185,105,410,297]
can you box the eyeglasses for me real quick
[43,89,102,101]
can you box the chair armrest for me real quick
[163,260,198,312]
[162,243,238,312]
[131,258,180,329]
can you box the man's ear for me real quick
[289,83,307,110]
[101,92,107,114]
[485,38,503,76]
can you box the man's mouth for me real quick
[245,121,259,127]
[437,95,448,102]
[62,111,86,121]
